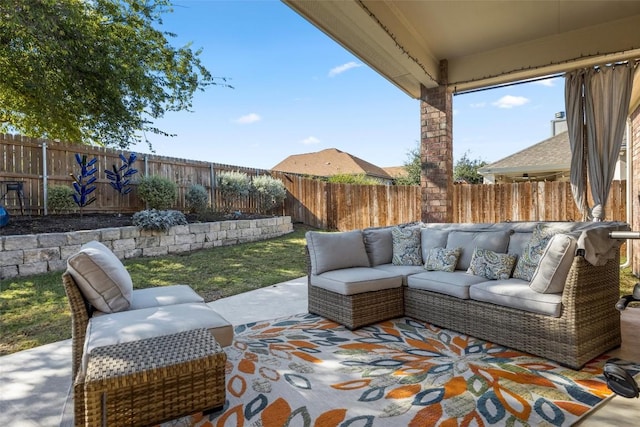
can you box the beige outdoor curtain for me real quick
[564,63,635,221]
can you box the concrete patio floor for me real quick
[1,276,639,426]
[0,276,308,427]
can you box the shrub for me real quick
[132,209,187,231]
[47,185,76,213]
[252,175,286,213]
[327,174,379,185]
[185,184,208,213]
[218,171,250,212]
[137,175,177,210]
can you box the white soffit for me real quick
[283,0,640,97]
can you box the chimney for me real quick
[551,111,567,136]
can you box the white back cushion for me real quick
[446,230,511,270]
[363,227,393,266]
[67,241,133,313]
[421,229,449,261]
[529,234,577,293]
[306,230,370,275]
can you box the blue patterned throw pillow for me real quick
[467,247,516,280]
[392,226,422,266]
[513,224,557,281]
[425,247,461,272]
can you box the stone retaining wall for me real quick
[0,216,293,279]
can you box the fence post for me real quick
[42,142,48,216]
[143,155,149,210]
[210,164,216,210]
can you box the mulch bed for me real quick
[0,212,272,236]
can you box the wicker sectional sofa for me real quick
[306,221,629,369]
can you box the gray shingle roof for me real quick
[479,131,570,175]
[272,148,392,179]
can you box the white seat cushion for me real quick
[469,279,562,317]
[129,285,204,309]
[372,263,425,285]
[82,302,233,371]
[407,271,487,299]
[310,267,402,296]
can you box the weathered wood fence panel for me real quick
[0,134,271,215]
[281,176,626,231]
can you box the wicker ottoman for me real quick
[79,328,226,427]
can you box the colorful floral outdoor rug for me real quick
[165,313,638,427]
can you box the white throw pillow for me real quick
[529,234,577,293]
[306,230,370,275]
[67,242,133,313]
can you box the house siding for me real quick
[631,106,640,275]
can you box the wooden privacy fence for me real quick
[0,134,272,215]
[0,134,627,228]
[278,174,627,230]
[272,172,422,230]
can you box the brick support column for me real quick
[420,60,453,223]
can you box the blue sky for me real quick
[132,0,566,170]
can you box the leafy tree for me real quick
[0,0,230,148]
[454,151,488,184]
[392,145,487,185]
[394,144,421,186]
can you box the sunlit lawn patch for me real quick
[0,224,310,356]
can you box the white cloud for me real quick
[470,102,487,108]
[301,136,320,145]
[328,61,363,77]
[534,79,555,87]
[492,95,530,109]
[234,113,261,124]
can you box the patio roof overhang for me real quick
[283,0,640,107]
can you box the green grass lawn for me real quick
[1,224,637,356]
[0,224,312,356]
[620,258,637,296]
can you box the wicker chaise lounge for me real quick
[62,240,233,426]
[63,272,229,426]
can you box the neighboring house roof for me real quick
[382,166,408,177]
[272,148,393,180]
[478,131,571,176]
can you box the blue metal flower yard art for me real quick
[70,154,98,216]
